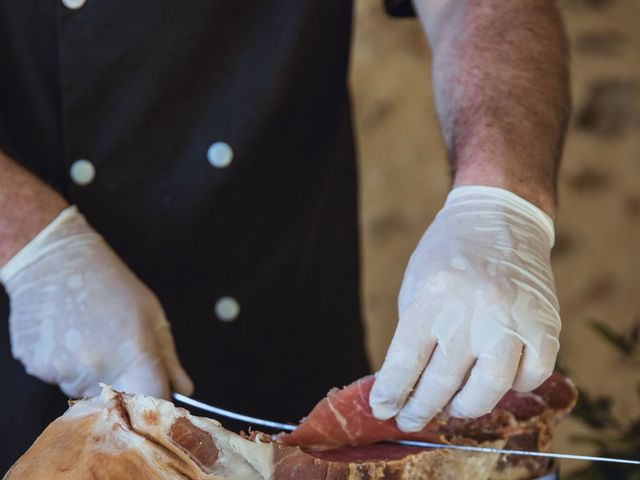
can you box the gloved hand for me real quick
[0,206,193,399]
[369,186,560,432]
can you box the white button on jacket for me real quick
[215,296,240,322]
[207,142,233,168]
[70,160,95,186]
[62,0,87,10]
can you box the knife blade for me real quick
[173,392,297,431]
[172,393,640,466]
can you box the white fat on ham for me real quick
[122,388,277,479]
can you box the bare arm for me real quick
[414,0,570,218]
[0,150,68,265]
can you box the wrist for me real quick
[445,185,555,248]
[453,171,557,221]
[0,206,80,283]
[0,200,68,267]
[0,153,69,266]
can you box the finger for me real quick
[155,320,194,396]
[512,333,558,392]
[77,383,103,399]
[369,303,437,420]
[449,338,522,419]
[59,370,100,399]
[396,341,474,432]
[112,355,170,399]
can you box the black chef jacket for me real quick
[0,0,415,470]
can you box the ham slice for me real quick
[279,372,576,451]
[279,372,577,478]
[278,375,444,450]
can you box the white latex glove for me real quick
[369,186,560,432]
[0,206,193,399]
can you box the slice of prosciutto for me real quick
[279,372,577,452]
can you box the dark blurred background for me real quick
[352,0,640,475]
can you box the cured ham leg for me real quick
[4,373,576,479]
[4,386,505,480]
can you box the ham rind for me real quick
[279,372,577,451]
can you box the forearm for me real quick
[0,150,68,265]
[415,0,570,218]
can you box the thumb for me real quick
[155,318,194,396]
[112,355,170,399]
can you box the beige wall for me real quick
[351,0,640,465]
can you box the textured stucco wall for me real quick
[351,0,640,466]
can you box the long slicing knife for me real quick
[172,393,640,466]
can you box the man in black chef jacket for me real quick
[0,0,570,470]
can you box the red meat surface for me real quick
[279,372,576,451]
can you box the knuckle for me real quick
[381,350,428,381]
[455,404,487,419]
[451,393,496,418]
[527,367,552,387]
[404,391,440,415]
[515,364,553,392]
[401,270,463,310]
[484,377,512,395]
[450,399,474,418]
[396,414,430,433]
[397,403,438,432]
[470,368,513,394]
[526,357,554,381]
[541,334,561,357]
[370,400,400,421]
[370,385,401,413]
[400,381,456,421]
[425,371,462,392]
